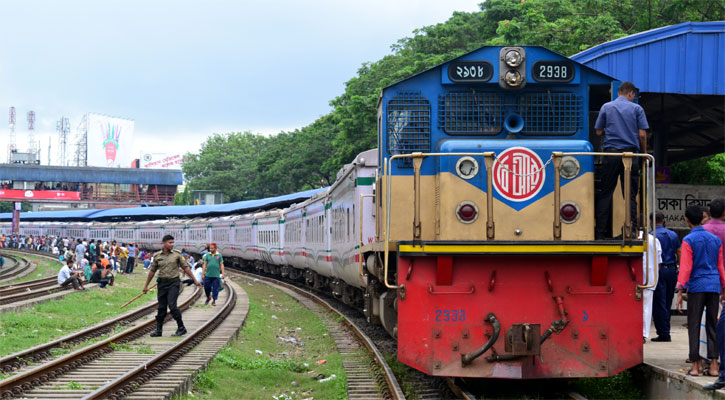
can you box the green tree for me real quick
[174,186,192,205]
[671,153,725,185]
[0,202,32,213]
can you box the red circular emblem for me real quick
[492,147,545,202]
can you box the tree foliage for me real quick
[0,202,32,213]
[183,0,724,200]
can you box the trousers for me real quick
[60,276,81,290]
[643,289,654,338]
[687,292,719,361]
[653,266,678,338]
[718,305,725,379]
[125,257,135,274]
[204,277,222,301]
[156,279,183,328]
[595,153,640,239]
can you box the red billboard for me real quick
[0,189,81,201]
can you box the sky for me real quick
[0,0,482,166]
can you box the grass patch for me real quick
[383,351,419,400]
[179,277,347,400]
[109,341,154,354]
[571,370,644,399]
[2,252,60,284]
[0,270,155,357]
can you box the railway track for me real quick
[0,278,239,399]
[0,254,31,283]
[229,269,406,400]
[0,252,73,307]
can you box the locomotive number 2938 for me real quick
[435,309,466,322]
[532,60,574,82]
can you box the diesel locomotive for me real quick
[2,45,656,380]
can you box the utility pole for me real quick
[7,107,16,163]
[57,116,70,166]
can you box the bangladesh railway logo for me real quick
[492,147,545,202]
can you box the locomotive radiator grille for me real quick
[438,92,503,134]
[518,92,582,135]
[387,92,431,166]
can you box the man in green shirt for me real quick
[143,235,202,336]
[202,243,225,306]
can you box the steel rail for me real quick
[0,277,57,297]
[0,289,161,373]
[0,256,29,281]
[230,269,406,400]
[82,280,235,400]
[0,286,201,398]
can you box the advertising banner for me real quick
[0,189,81,201]
[656,184,725,229]
[86,113,135,168]
[140,153,184,170]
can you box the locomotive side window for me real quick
[387,92,430,166]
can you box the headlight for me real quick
[455,156,479,180]
[559,156,580,179]
[504,50,523,67]
[504,70,523,86]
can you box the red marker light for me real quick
[560,203,579,223]
[457,203,478,223]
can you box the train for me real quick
[1,45,656,380]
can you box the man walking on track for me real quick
[143,235,202,337]
[202,243,225,306]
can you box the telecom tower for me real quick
[7,107,16,163]
[27,111,38,162]
[74,114,88,167]
[57,116,70,166]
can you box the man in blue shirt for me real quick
[594,81,649,239]
[650,211,681,342]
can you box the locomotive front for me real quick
[373,46,654,379]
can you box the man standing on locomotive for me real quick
[594,81,649,239]
[143,235,202,337]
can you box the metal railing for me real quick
[381,151,657,291]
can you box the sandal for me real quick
[681,368,700,376]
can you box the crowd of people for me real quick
[643,198,725,390]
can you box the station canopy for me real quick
[0,164,183,186]
[0,187,328,222]
[571,21,725,165]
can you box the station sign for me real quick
[0,189,81,201]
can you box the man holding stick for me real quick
[143,235,202,337]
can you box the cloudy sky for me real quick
[0,0,482,166]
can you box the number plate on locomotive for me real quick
[532,60,575,82]
[435,309,466,322]
[448,61,493,82]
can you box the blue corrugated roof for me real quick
[0,187,328,222]
[86,187,329,220]
[0,209,102,221]
[0,164,183,185]
[571,22,725,95]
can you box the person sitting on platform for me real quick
[57,259,85,291]
[90,262,114,288]
[676,204,725,377]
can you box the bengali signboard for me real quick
[0,189,81,201]
[86,113,135,168]
[656,184,725,229]
[140,153,184,170]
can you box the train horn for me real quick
[504,113,524,134]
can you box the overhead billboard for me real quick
[86,113,135,168]
[140,153,184,170]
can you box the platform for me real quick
[644,314,725,399]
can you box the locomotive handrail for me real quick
[359,194,374,277]
[559,151,657,290]
[384,151,657,292]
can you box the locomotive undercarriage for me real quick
[227,253,399,337]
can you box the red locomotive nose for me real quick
[560,203,579,222]
[457,204,477,222]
